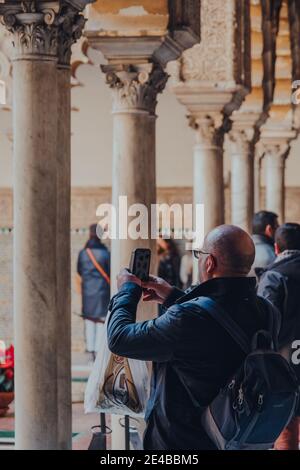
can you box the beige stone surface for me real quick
[87,0,168,37]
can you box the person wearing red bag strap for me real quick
[77,224,110,361]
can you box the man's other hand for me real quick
[142,275,173,304]
[117,268,142,289]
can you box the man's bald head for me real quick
[199,225,255,280]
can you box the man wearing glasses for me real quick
[107,225,273,450]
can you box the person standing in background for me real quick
[180,249,193,290]
[258,223,300,450]
[157,238,182,289]
[250,211,279,278]
[77,224,110,361]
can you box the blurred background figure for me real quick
[157,238,182,289]
[249,211,279,278]
[180,249,193,290]
[77,224,110,362]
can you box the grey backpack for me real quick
[199,297,299,450]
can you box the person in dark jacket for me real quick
[249,211,279,277]
[258,223,300,450]
[107,225,273,450]
[77,224,110,360]
[157,238,182,289]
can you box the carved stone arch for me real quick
[288,0,300,82]
[261,0,283,110]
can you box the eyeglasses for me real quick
[193,249,211,259]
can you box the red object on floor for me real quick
[274,417,300,450]
[0,392,14,417]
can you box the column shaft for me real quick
[13,58,58,450]
[231,148,254,233]
[111,111,155,451]
[0,0,92,450]
[192,116,225,235]
[265,151,286,223]
[56,65,72,450]
[111,111,157,297]
[193,145,224,233]
[254,151,263,213]
[104,65,167,451]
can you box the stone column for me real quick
[189,114,225,235]
[264,143,289,223]
[228,129,254,233]
[103,64,167,450]
[0,0,91,450]
[254,145,264,213]
[56,9,86,451]
[5,7,59,450]
[104,65,167,296]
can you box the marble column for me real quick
[104,65,167,296]
[56,9,86,451]
[0,0,91,450]
[8,12,59,451]
[103,64,168,450]
[228,129,254,233]
[264,143,289,223]
[254,145,264,213]
[189,114,225,235]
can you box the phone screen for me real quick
[129,249,151,281]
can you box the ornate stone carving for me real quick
[188,114,225,148]
[179,0,250,85]
[170,0,251,133]
[228,128,255,156]
[0,1,90,61]
[261,141,290,167]
[261,0,282,110]
[103,64,169,115]
[57,5,86,67]
[1,1,60,59]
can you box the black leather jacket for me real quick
[107,277,271,450]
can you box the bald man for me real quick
[107,225,273,450]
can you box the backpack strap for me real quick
[195,297,251,355]
[256,296,280,351]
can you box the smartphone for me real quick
[129,248,151,282]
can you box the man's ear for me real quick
[274,242,280,256]
[265,224,273,239]
[206,254,216,274]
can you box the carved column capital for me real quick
[227,127,255,156]
[56,6,86,67]
[255,141,266,163]
[188,114,225,149]
[0,1,60,60]
[102,63,169,116]
[261,142,290,168]
[0,1,90,62]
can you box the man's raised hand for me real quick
[142,275,173,304]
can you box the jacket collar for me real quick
[275,250,300,263]
[175,277,257,304]
[86,238,106,250]
[266,251,300,272]
[252,234,274,247]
